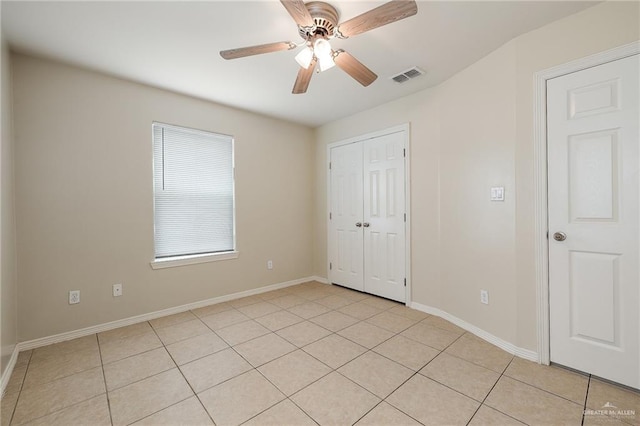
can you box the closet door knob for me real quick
[355,222,362,227]
[363,222,370,228]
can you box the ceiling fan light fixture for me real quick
[318,54,336,72]
[314,38,335,72]
[221,0,419,94]
[295,46,314,69]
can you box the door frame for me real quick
[326,123,412,305]
[533,41,639,365]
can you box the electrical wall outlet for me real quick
[480,290,489,305]
[267,260,273,270]
[69,290,80,304]
[113,283,123,297]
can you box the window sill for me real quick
[150,251,239,269]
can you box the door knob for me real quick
[553,232,567,242]
[356,222,362,227]
[363,222,370,227]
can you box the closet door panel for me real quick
[363,132,406,302]
[329,142,364,291]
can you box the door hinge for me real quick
[404,278,407,287]
[329,262,332,270]
[329,162,332,170]
[329,212,332,220]
[546,231,549,239]
[403,148,406,157]
[404,213,406,222]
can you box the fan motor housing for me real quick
[298,1,339,39]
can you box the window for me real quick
[152,122,235,264]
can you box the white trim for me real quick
[310,275,330,284]
[0,345,19,397]
[403,124,412,307]
[15,276,320,352]
[326,124,410,149]
[150,250,239,269]
[411,302,538,362]
[533,41,640,365]
[325,124,412,305]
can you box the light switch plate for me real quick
[490,187,505,201]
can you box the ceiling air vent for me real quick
[390,67,425,84]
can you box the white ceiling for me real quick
[2,0,598,127]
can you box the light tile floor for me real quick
[2,281,639,425]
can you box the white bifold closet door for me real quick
[329,131,406,302]
[329,142,364,292]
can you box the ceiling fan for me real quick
[220,0,418,94]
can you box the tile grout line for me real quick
[220,291,345,424]
[437,337,513,376]
[95,333,115,426]
[463,354,521,425]
[173,311,229,353]
[11,391,106,426]
[222,284,340,424]
[276,326,398,424]
[581,374,591,426]
[143,319,215,426]
[206,298,374,369]
[20,343,112,390]
[226,295,392,426]
[177,302,337,396]
[478,348,527,424]
[504,371,590,407]
[349,316,463,425]
[161,333,217,426]
[385,331,490,424]
[355,368,423,425]
[14,342,106,426]
[244,353,325,425]
[6,350,32,426]
[302,308,447,425]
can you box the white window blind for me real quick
[152,123,235,259]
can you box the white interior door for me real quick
[329,142,364,292]
[363,132,406,302]
[328,130,407,302]
[547,54,639,389]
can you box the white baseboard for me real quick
[410,302,539,362]
[16,276,321,352]
[310,275,329,284]
[1,344,19,397]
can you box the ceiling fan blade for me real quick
[220,41,296,60]
[334,50,378,87]
[336,0,417,38]
[280,0,315,28]
[292,58,317,94]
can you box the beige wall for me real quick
[1,25,18,373]
[512,0,640,350]
[438,40,519,343]
[315,1,639,351]
[13,54,315,342]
